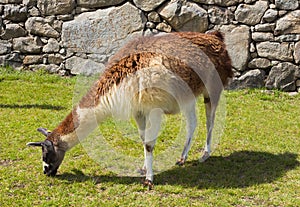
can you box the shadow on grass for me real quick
[0,104,65,110]
[57,151,299,189]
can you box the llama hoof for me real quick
[199,151,210,163]
[137,168,147,176]
[143,179,154,190]
[175,158,185,166]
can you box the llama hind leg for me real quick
[176,102,197,166]
[200,97,217,162]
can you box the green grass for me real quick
[0,67,299,206]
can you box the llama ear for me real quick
[37,127,51,137]
[26,142,43,147]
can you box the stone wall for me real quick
[0,0,299,91]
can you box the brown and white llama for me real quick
[27,31,233,189]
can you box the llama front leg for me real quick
[200,97,217,162]
[142,108,162,190]
[176,102,197,166]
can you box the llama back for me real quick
[79,32,233,108]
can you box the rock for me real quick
[220,25,250,71]
[0,24,27,40]
[57,14,74,21]
[77,0,126,8]
[62,3,146,63]
[192,0,243,7]
[250,42,255,53]
[275,11,300,35]
[156,22,172,33]
[208,6,234,25]
[158,0,208,32]
[294,41,300,64]
[0,0,22,3]
[51,19,63,33]
[28,7,41,17]
[229,69,265,89]
[37,0,76,15]
[133,0,166,11]
[275,34,300,42]
[252,32,274,42]
[25,17,60,38]
[23,55,43,65]
[29,64,60,73]
[146,22,156,29]
[3,5,27,22]
[269,4,276,9]
[254,23,276,32]
[42,38,60,53]
[12,37,42,54]
[278,10,288,17]
[23,0,37,7]
[257,42,293,61]
[296,79,300,87]
[148,11,161,23]
[0,40,12,55]
[2,52,22,68]
[275,0,299,10]
[65,56,105,76]
[235,1,269,25]
[262,9,278,22]
[248,58,271,69]
[266,62,298,91]
[48,54,64,65]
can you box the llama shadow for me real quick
[0,104,65,110]
[57,151,299,189]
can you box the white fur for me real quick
[64,61,206,185]
[43,161,49,171]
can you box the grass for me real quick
[0,67,299,206]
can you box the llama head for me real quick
[27,128,65,176]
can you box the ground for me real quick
[0,68,299,206]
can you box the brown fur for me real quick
[80,31,232,108]
[48,31,233,142]
[47,109,79,145]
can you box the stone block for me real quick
[0,24,27,40]
[266,62,298,91]
[77,0,126,8]
[248,58,271,69]
[208,6,234,25]
[220,25,250,71]
[158,0,208,32]
[65,56,105,76]
[235,1,268,25]
[37,0,76,15]
[43,38,60,53]
[275,11,300,35]
[229,69,265,89]
[3,5,27,22]
[192,0,243,7]
[294,41,300,64]
[13,37,42,54]
[252,32,274,42]
[133,0,166,11]
[25,17,60,38]
[0,40,12,55]
[23,55,43,65]
[275,0,299,10]
[62,3,146,63]
[256,42,293,61]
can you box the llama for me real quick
[27,31,233,189]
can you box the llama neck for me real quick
[47,101,109,151]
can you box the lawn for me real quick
[0,67,299,206]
